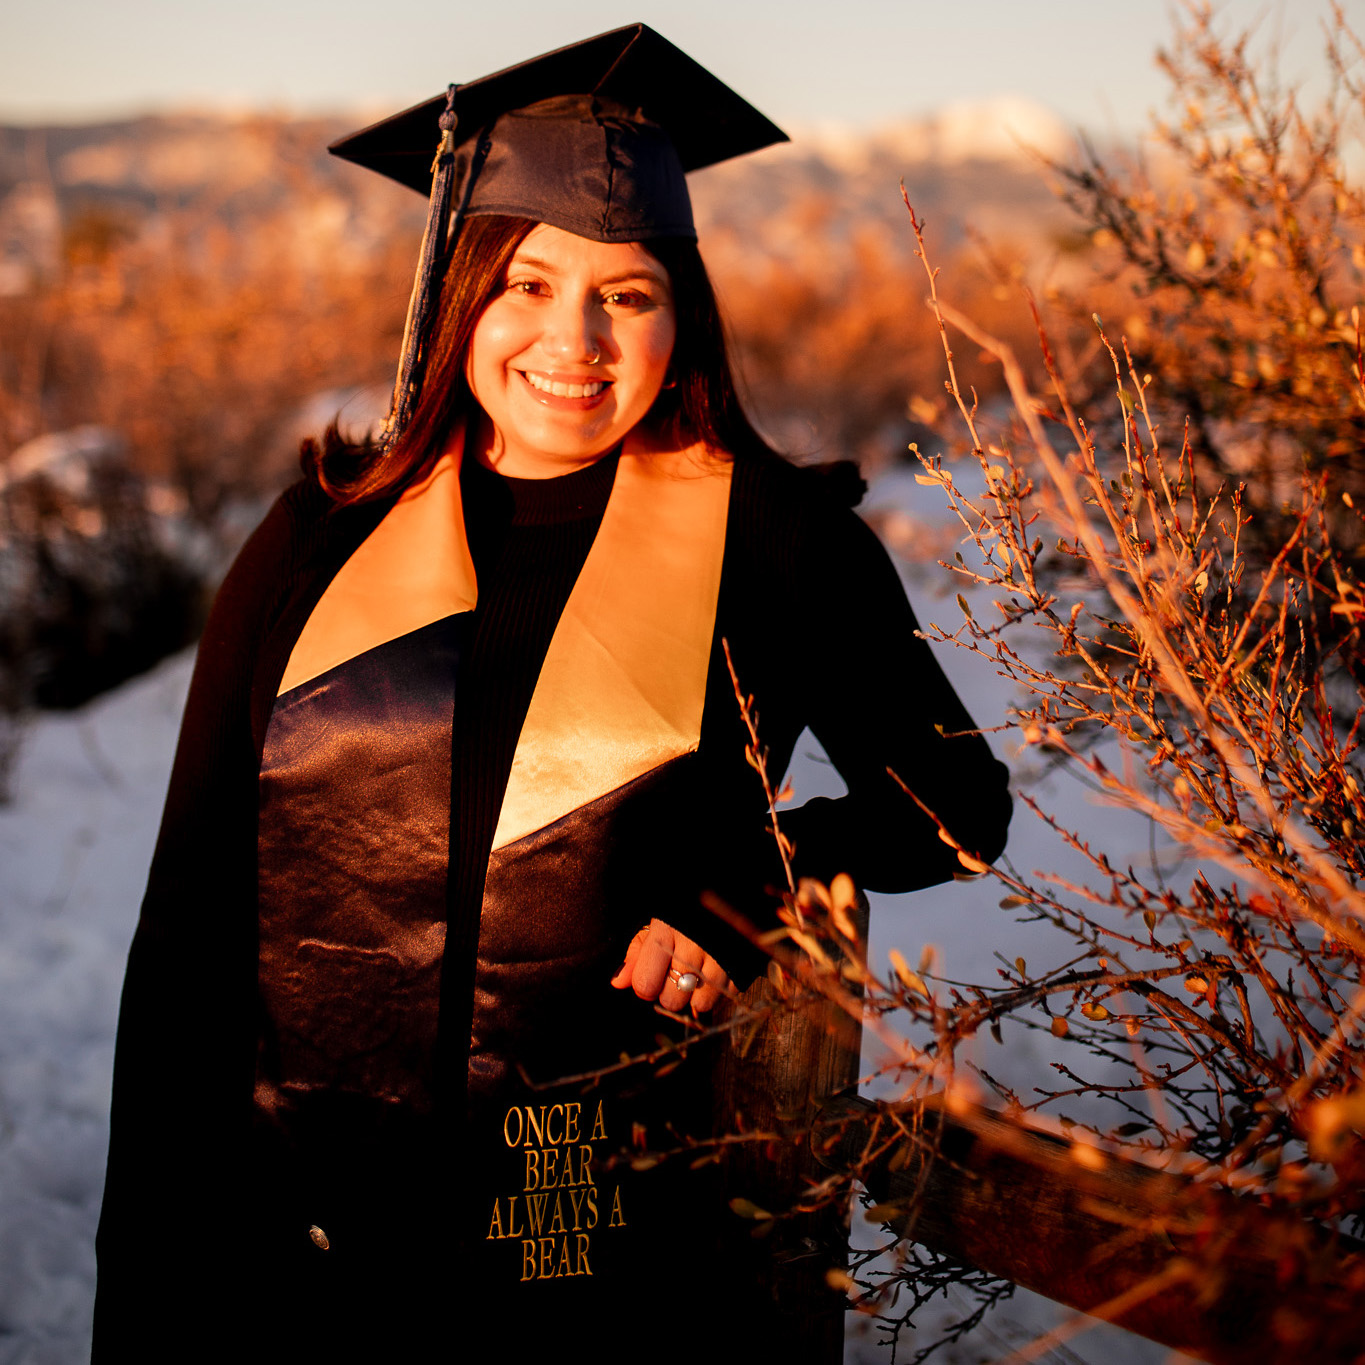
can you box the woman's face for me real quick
[466,223,677,478]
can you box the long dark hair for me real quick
[306,214,777,507]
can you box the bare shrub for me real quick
[706,15,1365,1352]
[705,191,1050,470]
[1047,1,1365,560]
[0,120,420,517]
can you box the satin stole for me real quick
[254,428,732,1122]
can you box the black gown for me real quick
[94,434,1011,1362]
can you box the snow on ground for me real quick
[0,653,190,1364]
[0,466,1188,1363]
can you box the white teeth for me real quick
[524,373,605,398]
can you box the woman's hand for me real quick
[610,919,732,1017]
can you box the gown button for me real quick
[308,1224,330,1251]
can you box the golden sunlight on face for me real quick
[465,224,677,478]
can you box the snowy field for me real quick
[0,467,1188,1363]
[0,654,189,1365]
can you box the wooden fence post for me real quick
[708,906,1365,1365]
[711,897,869,1363]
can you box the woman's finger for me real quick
[610,919,730,1016]
[688,957,731,1016]
[609,926,651,990]
[657,939,706,1013]
[611,919,676,999]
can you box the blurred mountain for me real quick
[692,96,1078,263]
[0,115,426,298]
[0,100,1079,299]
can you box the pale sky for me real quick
[2,0,1359,136]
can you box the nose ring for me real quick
[587,345,601,365]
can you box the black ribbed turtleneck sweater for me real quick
[441,452,620,1096]
[451,451,618,958]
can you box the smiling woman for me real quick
[93,24,1011,1365]
[466,226,677,477]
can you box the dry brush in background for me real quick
[708,7,1365,1360]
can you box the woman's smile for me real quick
[466,223,676,477]
[518,369,609,403]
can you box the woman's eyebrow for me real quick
[602,268,671,289]
[509,255,669,289]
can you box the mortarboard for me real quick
[328,24,787,440]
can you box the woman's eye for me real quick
[604,289,648,308]
[507,278,548,298]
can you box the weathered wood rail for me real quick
[815,1089,1365,1364]
[712,958,1365,1364]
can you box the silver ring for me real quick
[587,345,601,364]
[668,967,702,993]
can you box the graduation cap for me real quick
[329,24,787,441]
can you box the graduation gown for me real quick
[93,427,1011,1361]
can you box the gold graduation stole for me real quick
[278,425,733,833]
[264,425,732,1286]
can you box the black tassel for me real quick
[382,84,462,447]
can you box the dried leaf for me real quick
[862,1201,906,1225]
[829,901,857,942]
[936,826,961,850]
[888,949,928,997]
[1184,975,1210,994]
[914,472,941,486]
[1081,1001,1110,1021]
[956,593,973,620]
[798,879,832,912]
[956,850,990,874]
[1051,1016,1069,1038]
[789,929,834,969]
[830,872,857,913]
[829,873,859,940]
[729,1197,772,1220]
[1014,957,1027,978]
